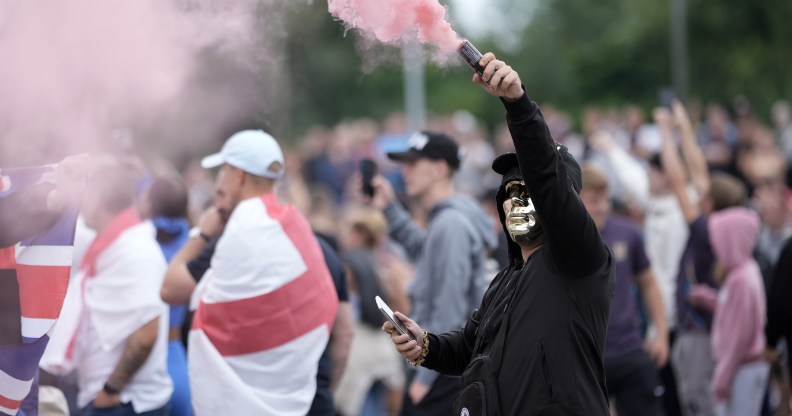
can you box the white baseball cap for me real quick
[201,130,285,179]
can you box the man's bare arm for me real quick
[330,302,355,392]
[105,317,159,390]
[673,100,710,197]
[161,207,223,304]
[656,108,701,223]
[637,268,669,367]
[161,237,203,304]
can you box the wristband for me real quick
[102,382,121,395]
[188,227,211,243]
[406,330,429,367]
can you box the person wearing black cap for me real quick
[367,131,497,415]
[383,53,615,415]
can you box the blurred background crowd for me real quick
[2,0,791,415]
[43,93,789,416]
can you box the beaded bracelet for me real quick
[406,330,429,367]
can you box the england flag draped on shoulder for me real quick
[189,194,339,416]
[0,165,80,416]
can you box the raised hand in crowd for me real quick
[1,153,90,248]
[366,175,396,211]
[655,106,700,222]
[672,99,710,196]
[47,153,90,213]
[474,53,524,101]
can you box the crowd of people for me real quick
[2,52,791,416]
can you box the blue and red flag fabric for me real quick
[0,165,79,416]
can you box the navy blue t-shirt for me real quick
[309,237,348,415]
[600,216,651,358]
[676,215,716,332]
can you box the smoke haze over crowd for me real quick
[0,0,288,166]
[0,0,475,167]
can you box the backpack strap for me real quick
[489,284,516,376]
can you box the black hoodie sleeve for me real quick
[421,307,481,375]
[501,93,609,278]
[766,238,792,347]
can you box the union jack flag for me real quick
[0,165,79,416]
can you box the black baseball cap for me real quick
[386,131,462,170]
[492,143,583,193]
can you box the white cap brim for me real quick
[201,153,225,169]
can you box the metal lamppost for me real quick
[670,0,689,103]
[403,40,427,131]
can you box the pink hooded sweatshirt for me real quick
[689,207,766,400]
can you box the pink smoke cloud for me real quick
[328,0,462,59]
[0,0,285,167]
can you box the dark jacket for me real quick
[766,236,792,373]
[421,93,615,415]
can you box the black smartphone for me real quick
[360,159,377,197]
[659,87,676,109]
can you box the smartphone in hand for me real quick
[375,295,414,340]
[360,159,377,197]
[659,87,676,109]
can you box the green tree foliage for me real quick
[277,0,792,138]
[277,1,517,138]
[686,0,792,110]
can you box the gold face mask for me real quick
[504,180,544,244]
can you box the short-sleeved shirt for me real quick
[601,216,651,358]
[75,222,173,412]
[676,215,716,332]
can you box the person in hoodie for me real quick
[383,52,615,415]
[368,130,498,415]
[689,208,768,416]
[766,236,792,377]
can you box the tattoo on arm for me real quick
[106,318,159,390]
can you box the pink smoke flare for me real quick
[328,0,462,53]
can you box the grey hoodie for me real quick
[384,194,497,386]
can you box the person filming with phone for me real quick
[382,53,615,415]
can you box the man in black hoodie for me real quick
[384,53,615,415]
